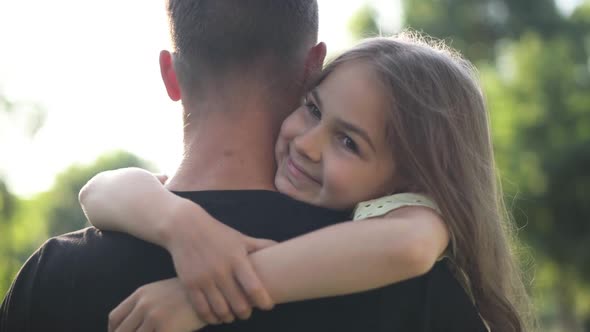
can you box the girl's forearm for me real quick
[79,168,190,246]
[249,208,448,303]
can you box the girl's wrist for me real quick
[158,195,206,250]
[156,193,188,248]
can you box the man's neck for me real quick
[165,98,288,192]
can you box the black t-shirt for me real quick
[1,190,486,332]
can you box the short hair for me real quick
[166,0,319,85]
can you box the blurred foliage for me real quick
[0,92,38,298]
[487,30,590,270]
[348,4,380,39]
[44,151,152,237]
[402,0,566,61]
[0,150,152,297]
[352,1,590,330]
[0,180,15,221]
[486,31,590,329]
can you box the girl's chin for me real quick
[275,174,298,196]
[275,174,312,203]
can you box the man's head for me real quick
[160,0,326,114]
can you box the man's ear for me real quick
[159,50,181,101]
[303,42,327,86]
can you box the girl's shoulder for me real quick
[353,192,440,220]
[354,192,456,265]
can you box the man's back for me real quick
[1,190,485,331]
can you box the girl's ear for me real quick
[302,42,327,86]
[159,50,181,101]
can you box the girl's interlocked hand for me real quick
[81,167,278,326]
[162,201,277,324]
[108,278,204,332]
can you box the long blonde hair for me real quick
[317,33,532,331]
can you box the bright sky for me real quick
[0,0,580,197]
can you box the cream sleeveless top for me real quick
[353,193,441,220]
[353,193,454,261]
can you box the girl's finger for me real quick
[113,300,146,332]
[235,259,274,310]
[135,321,156,332]
[190,289,220,325]
[217,273,252,320]
[245,237,278,253]
[109,293,139,332]
[204,283,235,323]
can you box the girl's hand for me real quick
[108,278,205,332]
[163,205,277,324]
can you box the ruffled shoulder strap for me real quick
[353,192,440,220]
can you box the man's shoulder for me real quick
[39,226,120,256]
[37,227,157,263]
[37,227,173,280]
[44,226,157,251]
[0,227,176,331]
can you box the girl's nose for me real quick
[293,126,322,163]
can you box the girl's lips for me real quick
[287,157,321,184]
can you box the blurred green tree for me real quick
[0,180,15,222]
[484,30,590,330]
[45,151,152,237]
[0,91,47,298]
[0,179,17,299]
[0,150,152,297]
[348,4,380,39]
[0,93,25,212]
[402,0,566,61]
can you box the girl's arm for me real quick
[81,169,448,297]
[154,190,448,305]
[79,167,182,245]
[108,205,448,332]
[81,167,448,325]
[79,167,276,324]
[248,205,448,303]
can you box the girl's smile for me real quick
[285,155,321,186]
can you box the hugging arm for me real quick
[80,168,276,325]
[80,168,448,330]
[248,205,448,302]
[108,206,447,332]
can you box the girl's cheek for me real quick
[326,161,377,209]
[323,161,351,195]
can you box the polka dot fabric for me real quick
[353,193,441,220]
[353,193,454,262]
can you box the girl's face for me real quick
[274,61,397,210]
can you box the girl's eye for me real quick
[305,99,322,119]
[341,135,359,153]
